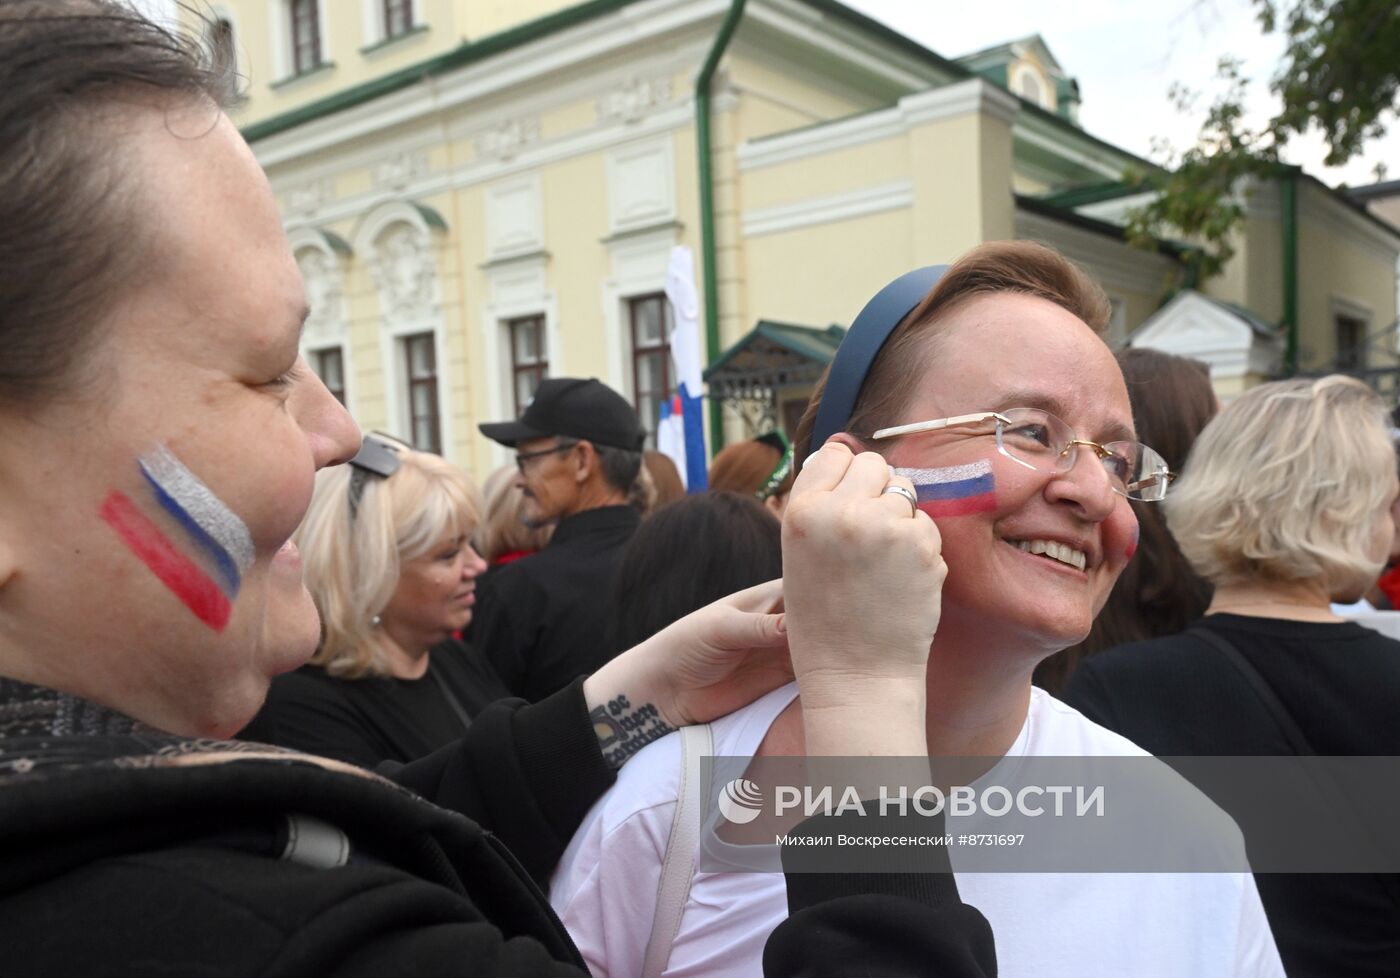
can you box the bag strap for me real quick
[1188,626,1316,755]
[642,723,713,978]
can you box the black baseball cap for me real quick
[478,377,645,450]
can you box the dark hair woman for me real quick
[1035,347,1217,693]
[609,492,783,653]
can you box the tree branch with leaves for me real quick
[1125,0,1399,288]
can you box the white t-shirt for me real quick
[551,684,1285,978]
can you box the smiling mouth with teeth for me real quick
[1011,539,1087,572]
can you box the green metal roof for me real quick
[1036,181,1139,209]
[704,320,846,384]
[1210,297,1282,338]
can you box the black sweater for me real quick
[0,677,997,977]
[239,639,511,767]
[1063,614,1400,977]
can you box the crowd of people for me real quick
[2,2,1398,976]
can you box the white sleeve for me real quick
[1233,873,1286,977]
[550,791,678,977]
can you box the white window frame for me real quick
[288,227,354,416]
[269,0,330,80]
[601,226,679,427]
[481,256,559,467]
[354,202,452,458]
[360,0,419,49]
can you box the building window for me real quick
[382,0,414,37]
[1336,314,1368,372]
[403,332,441,454]
[508,315,548,416]
[290,0,322,75]
[628,293,673,450]
[1019,71,1043,105]
[209,17,236,76]
[309,347,345,406]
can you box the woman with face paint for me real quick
[0,5,1002,975]
[239,436,513,767]
[550,241,1286,978]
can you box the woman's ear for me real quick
[826,432,868,455]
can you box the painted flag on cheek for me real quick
[894,460,997,518]
[137,445,254,599]
[100,490,233,632]
[1125,523,1140,560]
[98,446,254,633]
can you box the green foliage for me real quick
[1125,0,1399,288]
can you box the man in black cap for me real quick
[473,378,646,701]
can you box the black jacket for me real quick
[0,677,997,977]
[1064,614,1400,978]
[238,639,511,767]
[471,505,640,701]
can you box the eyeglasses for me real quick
[870,408,1175,502]
[514,440,577,474]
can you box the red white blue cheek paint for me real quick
[893,460,997,518]
[99,446,254,632]
[137,445,254,597]
[100,491,233,631]
[1125,523,1140,560]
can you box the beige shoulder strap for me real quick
[641,723,712,978]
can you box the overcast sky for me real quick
[842,0,1397,190]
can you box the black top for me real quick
[1063,614,1400,977]
[0,675,996,978]
[470,505,640,702]
[239,639,510,767]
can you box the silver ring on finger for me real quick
[882,483,918,516]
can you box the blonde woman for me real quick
[1064,375,1400,977]
[240,435,508,766]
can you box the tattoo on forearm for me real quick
[589,694,675,770]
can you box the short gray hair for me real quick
[1166,375,1396,597]
[593,442,643,494]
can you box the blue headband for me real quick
[810,265,948,449]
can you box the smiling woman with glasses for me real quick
[548,240,1284,978]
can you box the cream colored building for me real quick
[182,0,1400,474]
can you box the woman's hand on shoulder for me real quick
[582,580,791,767]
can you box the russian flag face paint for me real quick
[137,445,254,597]
[894,460,997,518]
[100,446,254,632]
[100,491,233,631]
[1125,523,1140,560]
